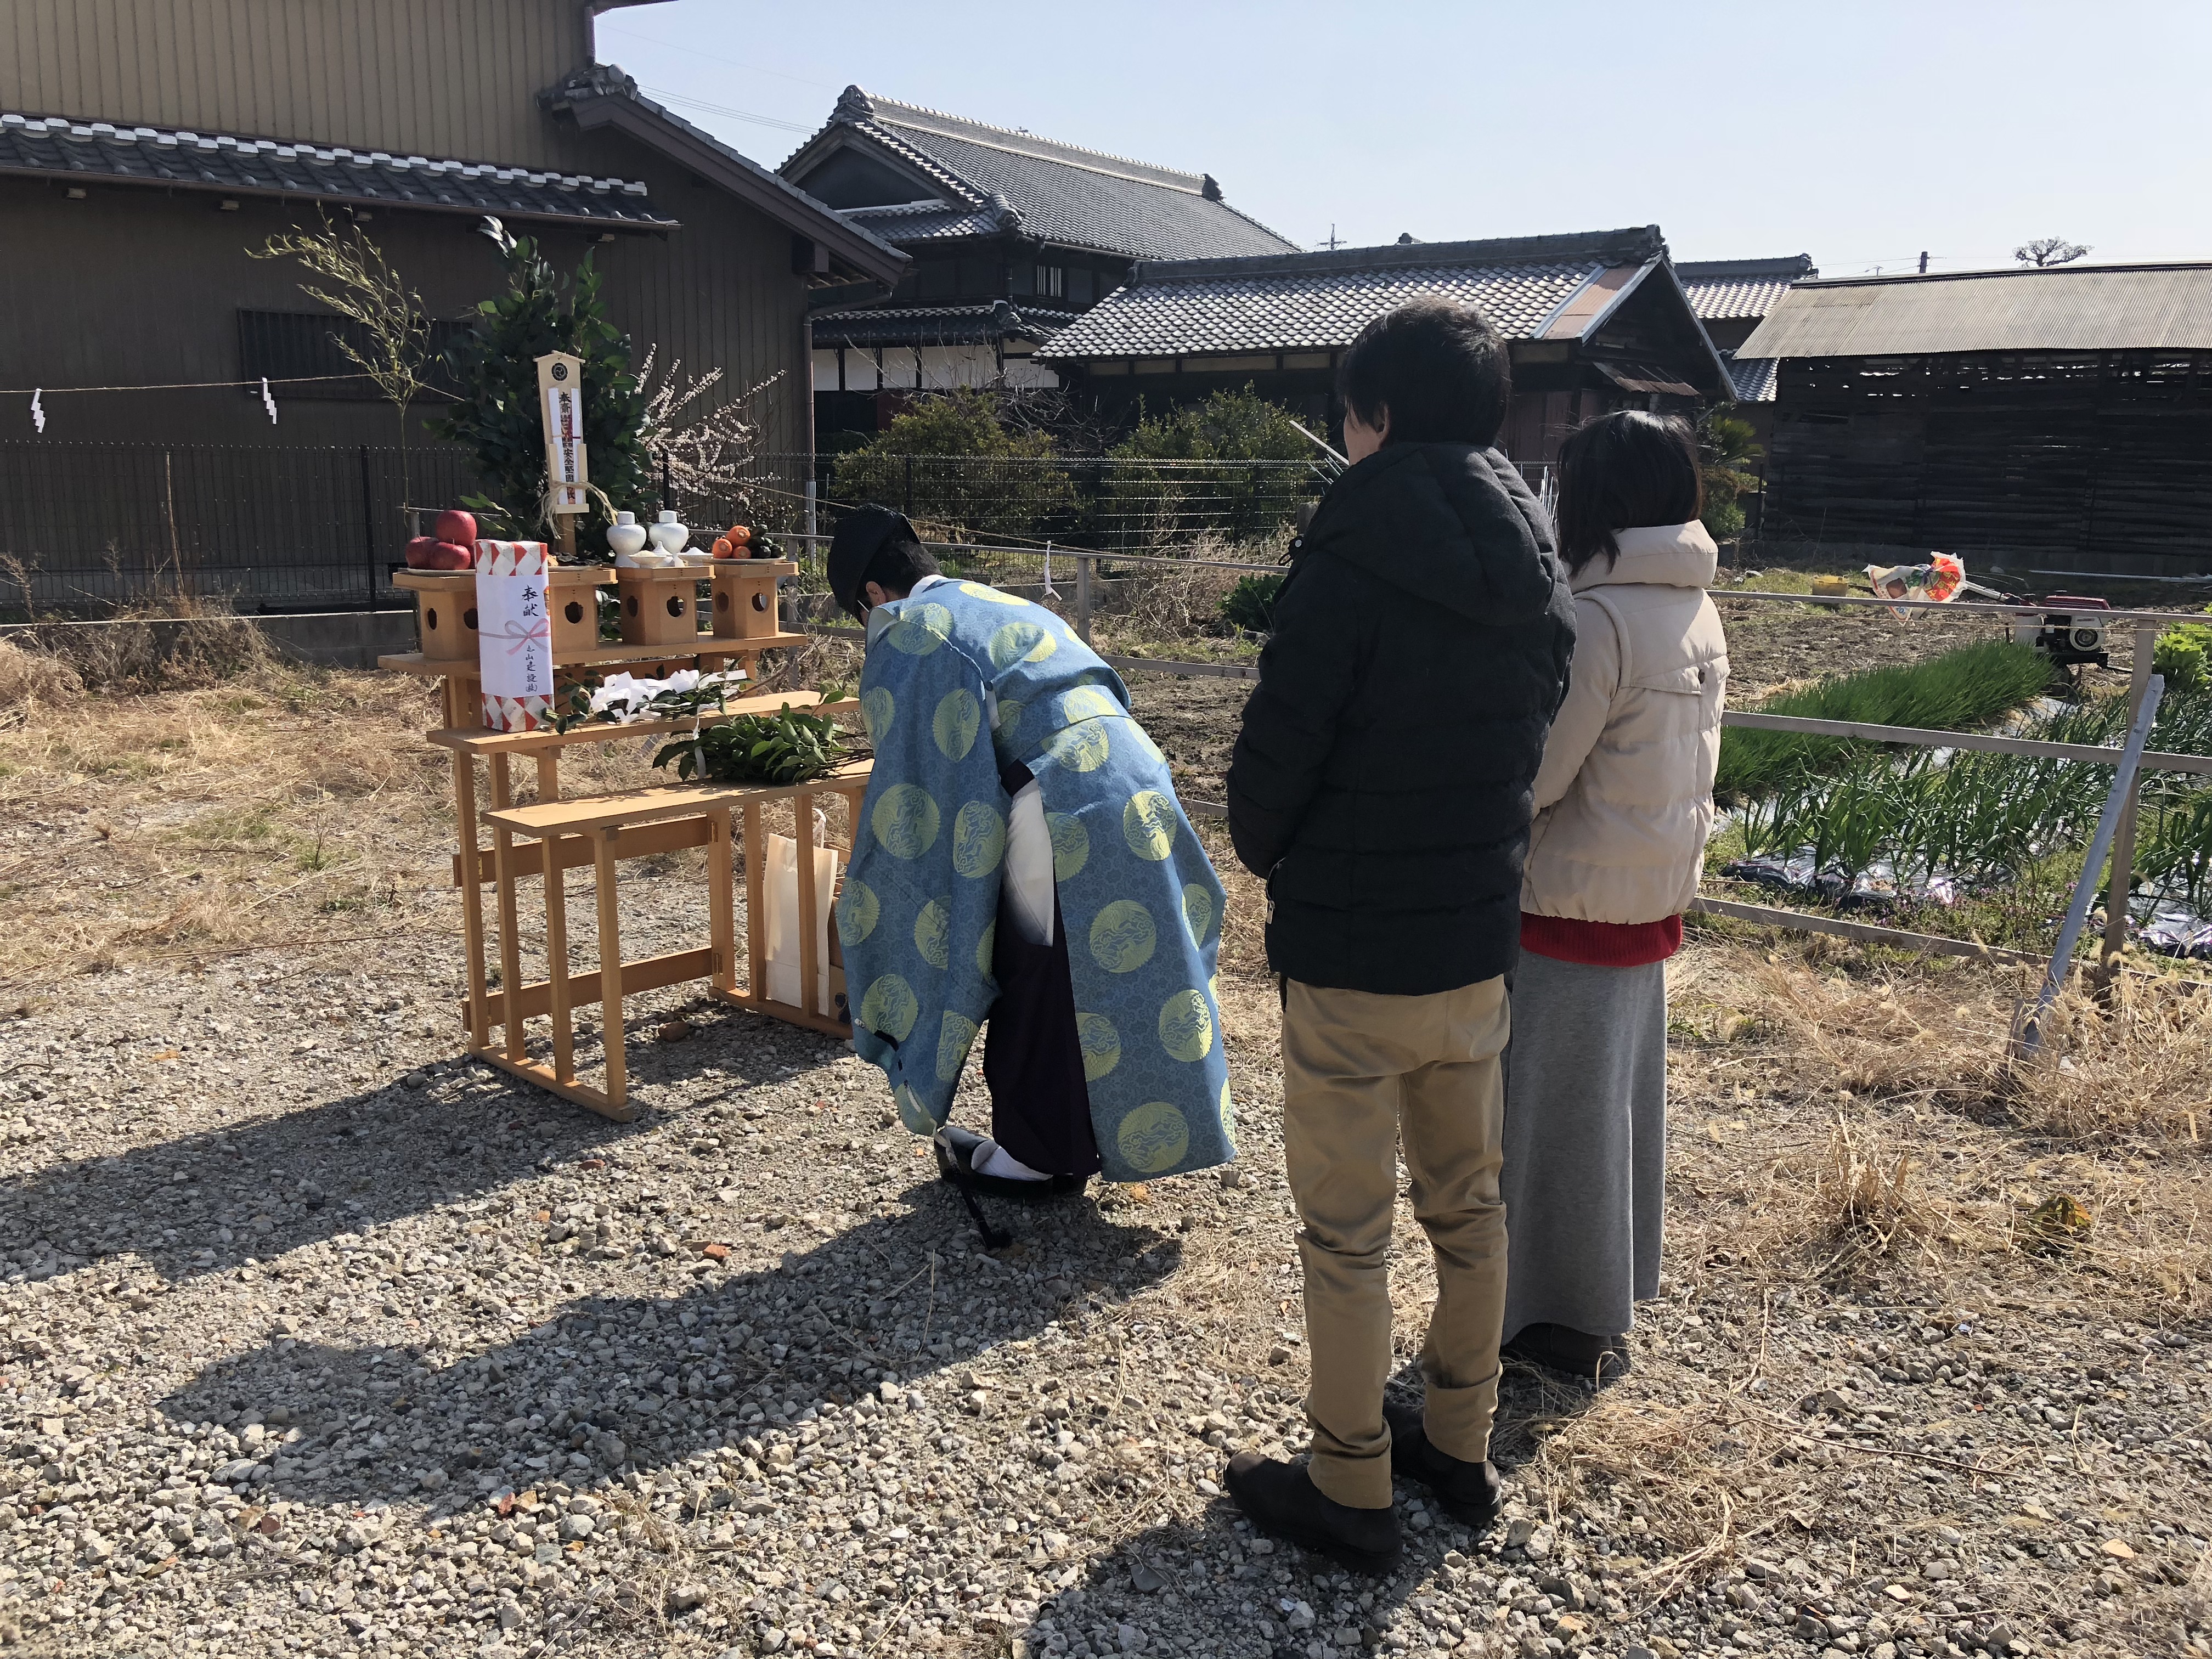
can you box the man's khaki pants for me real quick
[1281,974,1509,1510]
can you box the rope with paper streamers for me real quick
[10,371,459,433]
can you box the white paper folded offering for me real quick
[475,541,554,731]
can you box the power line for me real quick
[644,87,815,136]
[599,22,836,91]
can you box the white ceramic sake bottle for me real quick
[606,511,650,566]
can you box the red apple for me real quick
[433,508,477,545]
[405,536,473,570]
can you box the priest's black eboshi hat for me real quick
[827,505,921,618]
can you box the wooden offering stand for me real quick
[382,560,809,724]
[473,748,870,1116]
[379,556,866,1120]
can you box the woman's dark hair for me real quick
[1336,296,1511,447]
[1554,410,1703,575]
[852,538,941,617]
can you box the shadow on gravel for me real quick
[3,988,860,1285]
[153,1188,1186,1508]
[0,1076,658,1284]
[1017,1502,1455,1659]
[1004,1359,1596,1659]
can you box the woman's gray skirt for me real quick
[1500,949,1668,1342]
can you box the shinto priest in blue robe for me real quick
[838,575,1237,1183]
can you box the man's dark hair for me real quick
[1336,296,1512,447]
[856,538,941,611]
[1554,410,1703,575]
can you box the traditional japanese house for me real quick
[1739,262,2212,575]
[1675,254,1816,424]
[778,87,1295,437]
[0,0,905,606]
[1035,226,1734,466]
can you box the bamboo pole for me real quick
[1720,709,2212,777]
[795,792,820,1016]
[707,808,736,994]
[743,802,766,998]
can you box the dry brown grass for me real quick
[2005,975,2212,1141]
[1681,926,2212,1143]
[0,660,691,985]
[3,574,286,695]
[1087,538,1272,665]
[0,635,85,709]
[1511,1388,1781,1575]
[1805,1119,1964,1274]
[1193,820,1269,986]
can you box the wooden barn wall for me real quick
[0,175,810,456]
[1763,352,2212,573]
[0,173,513,448]
[583,126,814,465]
[2,0,595,168]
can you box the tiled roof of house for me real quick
[810,301,1079,346]
[782,88,1297,262]
[0,109,673,227]
[1675,256,1816,321]
[1038,229,1669,360]
[1724,354,1780,403]
[839,198,1010,245]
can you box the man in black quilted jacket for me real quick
[1222,297,1575,1572]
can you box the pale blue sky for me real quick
[594,0,2211,275]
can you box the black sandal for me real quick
[933,1127,1086,1203]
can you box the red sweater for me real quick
[1520,911,1683,968]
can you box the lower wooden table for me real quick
[472,755,873,1119]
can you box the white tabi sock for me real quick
[974,1139,1053,1182]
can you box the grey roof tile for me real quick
[1037,230,1666,360]
[1675,256,1816,321]
[0,109,672,226]
[842,199,1006,244]
[810,302,1077,345]
[784,89,1296,262]
[1724,354,1780,402]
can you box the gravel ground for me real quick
[3,670,2209,1659]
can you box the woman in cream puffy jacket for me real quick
[1500,410,1728,1380]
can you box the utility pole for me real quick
[1918,251,1929,274]
[1322,224,1344,251]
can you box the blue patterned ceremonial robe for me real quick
[839,579,1235,1182]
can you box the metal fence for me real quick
[0,442,1331,614]
[0,441,485,612]
[785,452,1333,556]
[0,440,1547,615]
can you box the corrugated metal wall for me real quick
[2,0,593,166]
